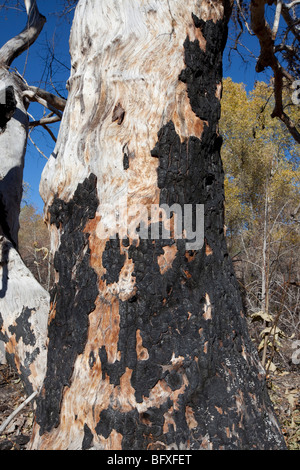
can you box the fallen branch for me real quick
[0,390,37,434]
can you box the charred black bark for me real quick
[0,168,23,249]
[35,174,99,434]
[0,239,9,299]
[102,236,126,285]
[82,423,94,450]
[8,307,36,346]
[179,16,227,126]
[92,15,286,450]
[0,86,16,132]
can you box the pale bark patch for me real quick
[157,245,178,274]
[203,293,212,320]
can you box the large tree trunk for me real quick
[30,0,286,450]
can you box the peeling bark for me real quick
[31,0,286,450]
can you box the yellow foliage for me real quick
[220,78,299,245]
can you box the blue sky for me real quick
[0,2,267,213]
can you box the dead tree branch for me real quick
[0,0,46,67]
[27,86,66,111]
[250,0,300,144]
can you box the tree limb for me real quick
[272,0,282,40]
[28,114,61,127]
[23,89,63,118]
[236,0,255,35]
[41,124,57,142]
[27,86,66,111]
[285,0,300,7]
[250,0,300,144]
[28,132,49,159]
[0,0,46,67]
[281,2,300,42]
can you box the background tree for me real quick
[220,77,300,372]
[0,0,54,394]
[19,202,53,292]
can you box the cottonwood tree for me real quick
[220,78,299,371]
[0,0,288,450]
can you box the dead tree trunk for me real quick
[0,1,49,393]
[28,0,287,450]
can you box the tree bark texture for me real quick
[0,68,49,392]
[31,0,286,450]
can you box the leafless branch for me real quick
[28,131,49,160]
[26,86,66,111]
[23,89,63,118]
[285,0,300,8]
[41,123,57,142]
[236,0,254,35]
[281,2,300,42]
[28,114,60,127]
[250,0,300,144]
[0,390,38,434]
[272,0,282,40]
[0,0,46,67]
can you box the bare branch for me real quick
[0,0,46,67]
[236,0,255,35]
[28,114,60,127]
[23,89,63,118]
[0,390,38,434]
[27,86,67,111]
[285,0,300,9]
[28,131,49,160]
[272,0,282,40]
[28,111,58,142]
[41,124,57,142]
[250,0,300,143]
[273,108,300,143]
[281,2,300,42]
[250,0,274,73]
